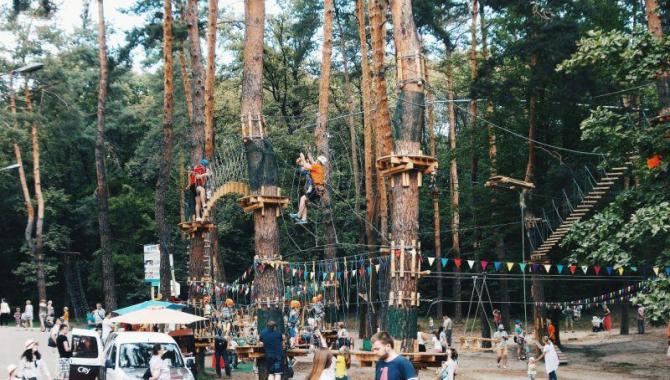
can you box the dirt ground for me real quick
[216,326,669,380]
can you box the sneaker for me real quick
[196,217,203,222]
[289,213,300,220]
[296,219,308,225]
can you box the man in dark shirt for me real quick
[214,334,228,378]
[372,331,418,380]
[56,324,72,380]
[259,320,283,380]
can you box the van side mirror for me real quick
[105,359,114,369]
[185,357,195,369]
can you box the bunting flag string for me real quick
[536,282,645,310]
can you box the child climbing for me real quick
[189,159,211,222]
[291,152,327,224]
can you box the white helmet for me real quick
[317,155,328,165]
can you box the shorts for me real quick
[58,358,71,378]
[266,356,282,375]
[496,346,508,356]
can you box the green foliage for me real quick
[632,277,670,325]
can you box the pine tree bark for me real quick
[446,55,462,321]
[204,0,218,159]
[644,0,670,116]
[481,2,510,328]
[22,86,45,301]
[186,0,206,165]
[242,0,283,348]
[316,0,337,260]
[156,0,175,299]
[469,0,480,257]
[356,0,377,338]
[356,0,376,251]
[9,76,35,262]
[388,0,424,349]
[336,7,362,226]
[369,0,392,243]
[95,0,117,309]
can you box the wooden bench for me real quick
[458,336,497,352]
[351,350,447,369]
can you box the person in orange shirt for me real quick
[546,319,556,343]
[62,307,69,326]
[291,153,327,225]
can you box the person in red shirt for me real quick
[291,153,327,224]
[189,159,210,222]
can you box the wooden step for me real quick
[587,191,606,195]
[611,166,628,171]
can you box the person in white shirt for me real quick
[93,303,105,329]
[101,313,113,342]
[536,336,559,380]
[20,340,51,380]
[149,345,170,380]
[442,315,454,347]
[431,332,443,353]
[23,301,34,329]
[493,324,509,369]
[437,348,457,380]
[7,364,19,380]
[0,299,10,327]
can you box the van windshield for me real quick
[118,343,184,368]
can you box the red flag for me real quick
[480,260,488,271]
[594,265,601,275]
[454,259,462,268]
[569,264,577,274]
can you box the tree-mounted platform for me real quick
[177,220,217,235]
[376,153,438,188]
[238,186,289,216]
[485,175,535,191]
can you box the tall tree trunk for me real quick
[336,7,362,226]
[356,0,376,251]
[95,0,117,309]
[645,0,670,116]
[204,0,218,159]
[186,0,207,165]
[156,0,175,300]
[481,1,510,328]
[446,53,462,321]
[356,0,377,338]
[469,0,480,257]
[9,76,35,261]
[316,0,337,260]
[369,0,392,243]
[177,1,194,122]
[242,0,283,348]
[426,70,443,320]
[387,0,424,350]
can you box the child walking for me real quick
[13,308,21,327]
[335,346,351,380]
[527,357,537,380]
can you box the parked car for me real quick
[101,331,195,380]
[70,328,104,380]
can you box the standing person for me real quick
[20,339,51,380]
[636,305,645,334]
[61,308,69,326]
[536,336,559,380]
[371,331,418,380]
[23,301,34,329]
[602,304,612,331]
[0,298,10,326]
[14,308,21,328]
[213,334,227,378]
[335,346,351,380]
[437,348,457,380]
[438,327,448,352]
[527,357,537,380]
[93,303,105,329]
[546,319,556,343]
[46,301,54,326]
[492,309,502,328]
[38,300,47,332]
[55,324,72,380]
[307,348,335,380]
[260,320,283,380]
[431,331,443,353]
[442,315,453,348]
[493,324,509,369]
[49,319,62,348]
[416,327,427,352]
[101,313,113,342]
[149,345,170,380]
[562,306,574,333]
[188,159,211,222]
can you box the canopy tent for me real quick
[113,300,186,316]
[109,307,205,325]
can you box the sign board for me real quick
[144,244,160,282]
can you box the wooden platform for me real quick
[376,154,437,187]
[458,336,496,352]
[238,194,289,215]
[485,175,535,191]
[177,220,217,234]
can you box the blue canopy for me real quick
[113,300,186,315]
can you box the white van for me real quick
[100,331,195,380]
[70,328,104,380]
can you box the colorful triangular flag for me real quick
[441,258,448,268]
[428,257,435,266]
[519,263,527,272]
[481,260,488,271]
[467,260,475,269]
[454,259,462,268]
[594,265,601,275]
[544,264,551,273]
[581,265,588,274]
[653,266,660,276]
[557,264,564,274]
[494,262,502,271]
[506,262,514,271]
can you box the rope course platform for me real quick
[177,220,217,235]
[376,153,438,188]
[238,186,289,216]
[202,181,250,220]
[485,175,535,191]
